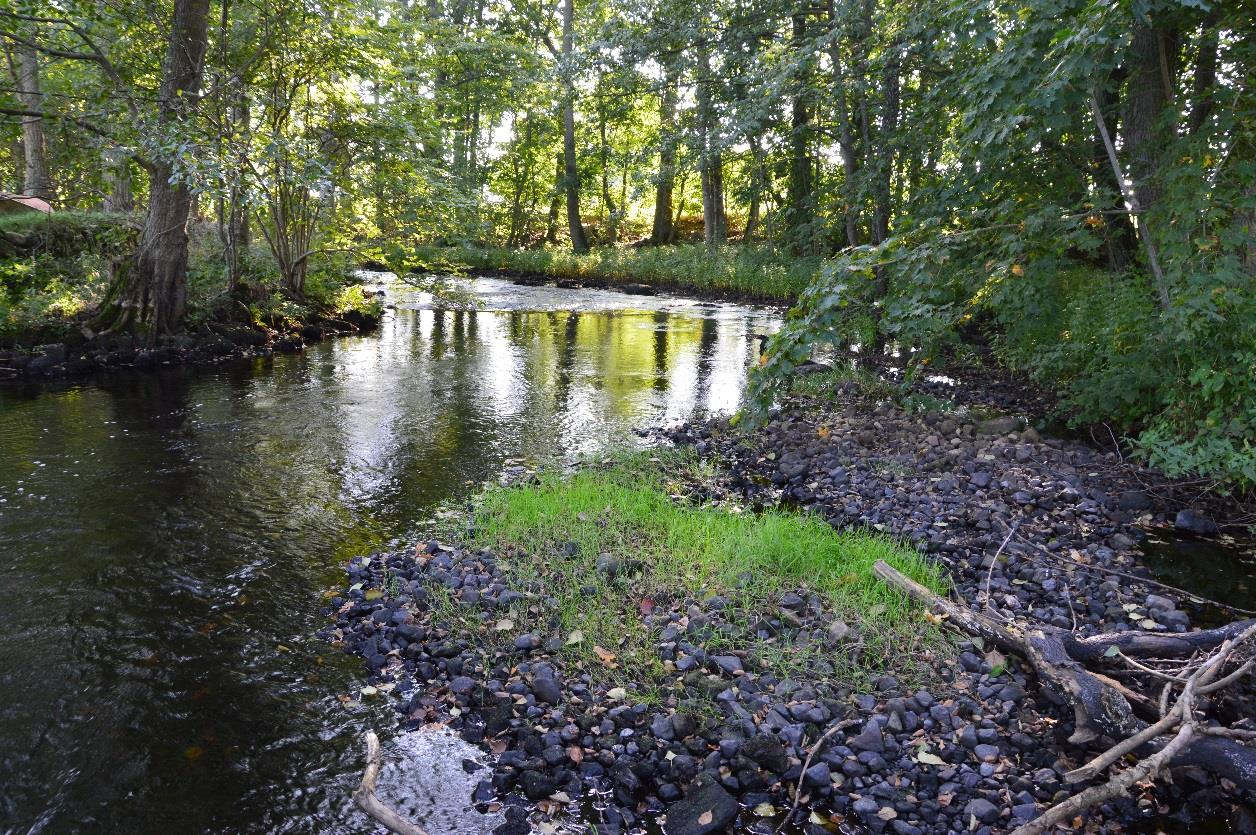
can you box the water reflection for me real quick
[0,289,779,833]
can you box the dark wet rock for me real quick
[711,655,743,676]
[532,675,562,705]
[741,734,788,773]
[849,720,883,754]
[671,712,697,739]
[521,770,557,800]
[778,452,809,479]
[663,781,738,835]
[1174,509,1219,536]
[965,797,1000,824]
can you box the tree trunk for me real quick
[16,40,51,200]
[650,64,678,245]
[828,0,860,249]
[743,135,766,243]
[787,13,815,253]
[1187,10,1219,135]
[544,151,562,245]
[696,45,725,247]
[97,0,211,337]
[102,147,133,213]
[1121,22,1172,219]
[561,0,589,253]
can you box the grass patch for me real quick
[466,451,948,701]
[786,365,893,400]
[410,243,819,301]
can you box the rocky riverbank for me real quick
[321,380,1254,835]
[0,307,381,383]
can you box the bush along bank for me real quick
[320,458,1162,835]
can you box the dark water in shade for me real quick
[0,280,780,834]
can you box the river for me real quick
[0,278,781,833]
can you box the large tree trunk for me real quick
[1121,22,1173,220]
[561,0,589,253]
[16,40,51,200]
[786,13,815,253]
[650,64,678,245]
[97,0,211,337]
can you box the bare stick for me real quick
[353,731,429,835]
[776,718,860,833]
[981,523,1018,620]
[1089,89,1171,312]
[1012,722,1194,835]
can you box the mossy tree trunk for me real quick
[96,0,210,338]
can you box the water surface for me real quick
[0,279,779,833]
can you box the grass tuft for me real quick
[466,451,949,696]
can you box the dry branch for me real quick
[873,560,1256,830]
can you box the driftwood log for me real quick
[353,731,430,835]
[873,560,1256,833]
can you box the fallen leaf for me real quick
[753,802,775,816]
[917,751,946,766]
[566,630,584,645]
[495,619,514,631]
[697,810,713,826]
[606,687,627,700]
[360,685,378,697]
[567,746,583,763]
[878,807,898,821]
[593,645,618,667]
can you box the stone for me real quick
[449,675,475,694]
[778,452,809,479]
[521,770,556,800]
[662,782,738,835]
[671,712,698,739]
[826,619,852,643]
[976,416,1023,436]
[741,734,789,772]
[712,655,743,676]
[532,676,562,705]
[849,720,884,754]
[803,762,831,786]
[965,798,1000,824]
[1175,509,1219,536]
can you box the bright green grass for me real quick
[466,451,949,696]
[410,243,820,301]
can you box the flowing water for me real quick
[0,278,780,834]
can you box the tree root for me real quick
[872,560,1256,830]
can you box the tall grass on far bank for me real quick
[411,243,820,301]
[465,451,948,697]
